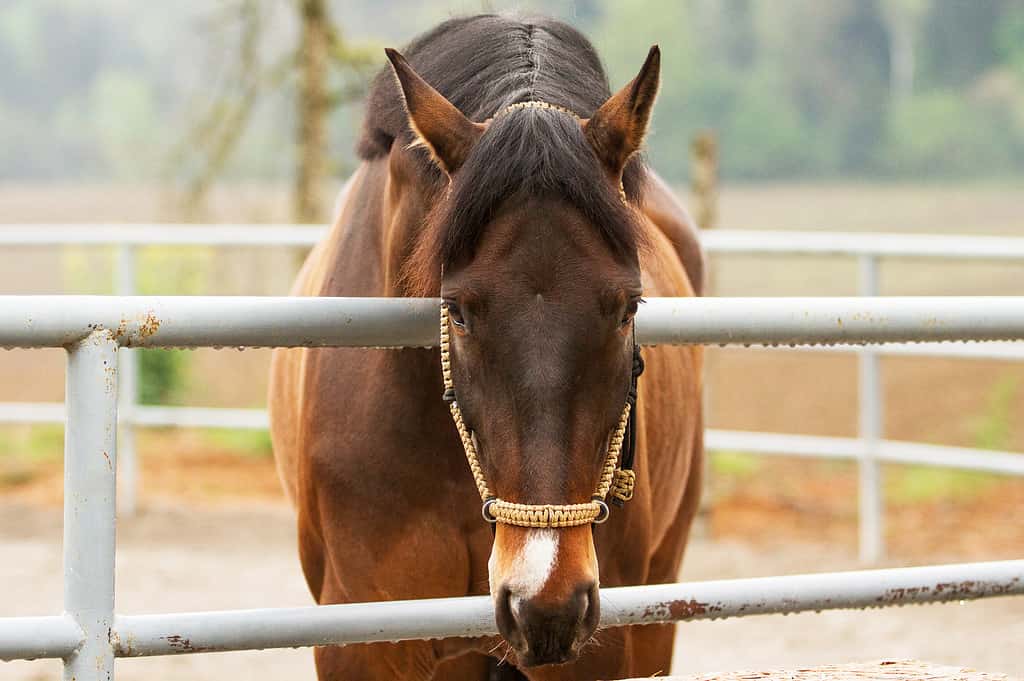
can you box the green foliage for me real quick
[996,8,1024,76]
[203,428,274,458]
[138,350,190,405]
[882,91,1015,176]
[718,75,818,178]
[970,376,1018,452]
[0,424,64,463]
[710,450,761,479]
[886,465,997,505]
[61,247,115,294]
[0,425,63,487]
[136,246,211,296]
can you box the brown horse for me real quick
[269,14,704,681]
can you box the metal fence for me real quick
[3,226,1024,564]
[0,294,1023,679]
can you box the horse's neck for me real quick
[310,158,443,398]
[317,158,439,299]
[307,161,460,473]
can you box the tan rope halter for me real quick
[440,304,637,528]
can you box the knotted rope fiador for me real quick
[440,304,644,529]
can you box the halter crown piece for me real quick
[440,304,641,529]
[489,100,629,204]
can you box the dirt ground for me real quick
[1,498,1022,681]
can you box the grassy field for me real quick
[1,180,1022,556]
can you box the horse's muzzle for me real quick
[495,581,600,667]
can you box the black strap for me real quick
[611,331,644,508]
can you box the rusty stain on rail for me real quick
[161,634,211,654]
[878,577,1022,604]
[112,310,161,347]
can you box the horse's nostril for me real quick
[577,589,589,625]
[493,585,520,643]
[582,581,600,633]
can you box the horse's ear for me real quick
[584,45,660,177]
[385,48,485,175]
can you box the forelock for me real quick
[435,107,645,272]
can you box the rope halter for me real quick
[440,303,639,529]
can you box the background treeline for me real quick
[3,0,1024,184]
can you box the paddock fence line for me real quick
[4,225,1024,562]
[0,295,1023,679]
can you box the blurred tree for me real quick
[918,0,1009,89]
[173,0,377,223]
[879,0,929,103]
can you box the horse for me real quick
[269,14,704,681]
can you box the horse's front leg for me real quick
[308,490,492,680]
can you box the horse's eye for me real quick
[446,302,466,328]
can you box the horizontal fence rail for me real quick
[4,224,1024,260]
[112,559,1023,657]
[3,295,1024,349]
[0,615,82,661]
[3,559,1022,661]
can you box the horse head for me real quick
[386,45,661,667]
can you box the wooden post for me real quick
[691,131,719,231]
[691,131,719,539]
[295,0,330,226]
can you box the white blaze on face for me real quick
[489,529,559,607]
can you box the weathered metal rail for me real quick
[4,559,1022,661]
[3,295,1024,349]
[110,559,1024,658]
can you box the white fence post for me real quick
[858,254,884,563]
[63,331,119,680]
[116,244,138,515]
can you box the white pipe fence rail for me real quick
[4,225,1024,563]
[0,295,1022,679]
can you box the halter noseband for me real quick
[440,304,643,529]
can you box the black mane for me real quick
[360,14,647,274]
